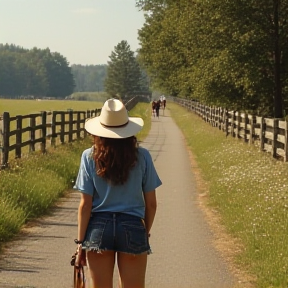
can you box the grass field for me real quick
[0,99,103,116]
[168,102,288,288]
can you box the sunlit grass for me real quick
[129,102,151,142]
[168,102,288,288]
[0,101,150,251]
[0,99,103,116]
[0,137,89,244]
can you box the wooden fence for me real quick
[0,97,139,169]
[172,97,288,162]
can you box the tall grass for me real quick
[0,102,151,251]
[168,102,288,288]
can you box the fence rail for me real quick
[0,97,139,168]
[173,97,288,162]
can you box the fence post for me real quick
[231,111,235,137]
[84,111,89,138]
[76,112,81,139]
[259,117,264,151]
[1,112,10,168]
[41,111,47,153]
[51,111,57,148]
[225,109,229,135]
[216,107,220,129]
[272,119,277,158]
[68,109,73,142]
[235,112,239,138]
[0,114,4,167]
[60,113,65,144]
[29,116,36,152]
[15,115,22,158]
[248,115,255,145]
[243,113,248,142]
[210,106,214,126]
[284,121,288,162]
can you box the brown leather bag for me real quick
[71,247,86,288]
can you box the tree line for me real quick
[0,44,75,98]
[136,0,288,118]
[0,42,151,101]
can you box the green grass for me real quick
[0,99,103,116]
[0,101,150,251]
[0,139,87,244]
[168,102,288,288]
[128,101,151,142]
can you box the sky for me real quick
[0,0,146,65]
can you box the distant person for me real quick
[152,100,157,117]
[74,99,162,288]
[155,100,161,118]
[162,97,166,110]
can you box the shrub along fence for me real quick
[0,97,138,169]
[172,97,288,162]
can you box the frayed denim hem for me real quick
[83,246,153,256]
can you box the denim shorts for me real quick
[82,212,151,255]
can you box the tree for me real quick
[42,50,75,98]
[136,0,288,117]
[104,40,142,99]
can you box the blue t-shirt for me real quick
[73,146,162,218]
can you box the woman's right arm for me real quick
[143,190,157,234]
[78,193,93,242]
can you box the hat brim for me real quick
[85,116,144,138]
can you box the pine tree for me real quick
[104,40,142,100]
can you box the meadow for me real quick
[0,101,151,251]
[0,99,103,116]
[168,102,288,288]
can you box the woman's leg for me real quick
[87,250,115,288]
[117,252,147,288]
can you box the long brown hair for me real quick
[93,136,138,185]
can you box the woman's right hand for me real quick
[75,245,86,267]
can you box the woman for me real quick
[73,98,162,288]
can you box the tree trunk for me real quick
[274,0,283,118]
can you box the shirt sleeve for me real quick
[73,149,95,196]
[142,148,162,193]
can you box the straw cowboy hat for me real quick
[85,98,144,138]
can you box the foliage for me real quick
[104,40,150,99]
[71,64,107,92]
[169,102,288,287]
[0,44,75,98]
[136,0,288,117]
